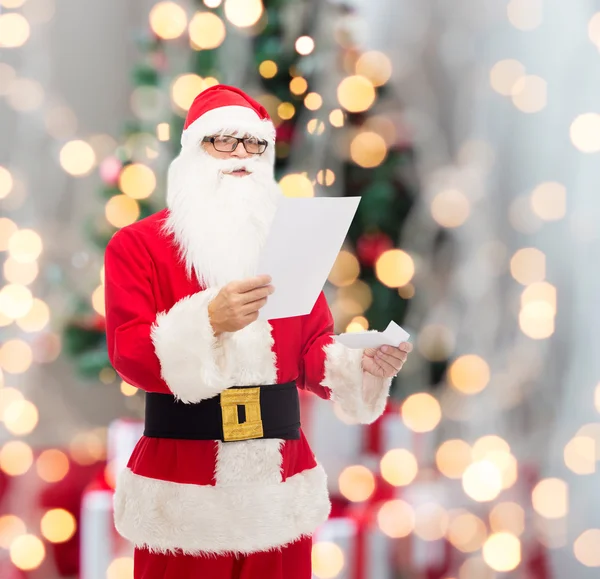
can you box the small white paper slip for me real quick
[257,196,361,321]
[335,320,410,349]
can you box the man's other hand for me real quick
[208,275,274,335]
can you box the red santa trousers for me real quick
[133,536,312,579]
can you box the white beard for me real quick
[164,148,281,288]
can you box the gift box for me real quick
[313,501,394,579]
[80,419,143,579]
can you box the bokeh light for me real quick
[4,258,38,285]
[10,534,45,570]
[510,247,546,285]
[171,74,204,112]
[0,387,24,418]
[189,12,226,49]
[0,13,30,48]
[489,502,525,536]
[69,431,106,466]
[380,448,418,486]
[532,478,567,519]
[414,503,448,541]
[278,102,295,120]
[7,77,44,112]
[307,119,325,135]
[530,182,566,221]
[0,339,33,374]
[295,36,315,55]
[311,542,344,579]
[337,75,376,113]
[0,218,18,251]
[0,515,26,549]
[401,392,442,433]
[0,440,33,476]
[574,529,600,567]
[338,465,375,502]
[448,355,490,395]
[448,512,487,553]
[157,122,170,141]
[0,284,33,319]
[482,532,521,572]
[328,250,360,287]
[507,0,543,31]
[430,189,470,228]
[36,449,70,483]
[350,131,387,168]
[511,75,547,113]
[316,169,335,186]
[462,461,503,502]
[224,0,263,28]
[304,92,323,111]
[278,173,314,198]
[0,165,13,199]
[259,60,278,79]
[519,301,555,339]
[589,13,600,48]
[472,435,510,460]
[570,113,600,153]
[119,163,156,199]
[149,1,188,39]
[107,557,134,579]
[16,298,50,332]
[564,436,595,474]
[8,229,43,263]
[377,500,415,538]
[490,59,526,96]
[436,439,472,479]
[290,77,308,95]
[329,109,344,127]
[60,140,96,177]
[375,249,414,288]
[3,399,39,435]
[41,509,76,543]
[120,381,138,396]
[105,195,140,228]
[355,51,392,87]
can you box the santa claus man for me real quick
[104,84,412,579]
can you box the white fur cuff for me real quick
[151,288,226,403]
[321,341,392,424]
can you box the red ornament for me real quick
[99,157,122,186]
[92,314,106,332]
[275,121,295,143]
[356,232,393,267]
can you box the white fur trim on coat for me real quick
[151,288,226,403]
[181,105,276,149]
[114,464,331,555]
[321,341,392,424]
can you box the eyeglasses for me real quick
[202,135,268,155]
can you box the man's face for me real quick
[202,134,256,178]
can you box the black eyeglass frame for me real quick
[202,135,269,155]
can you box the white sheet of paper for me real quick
[257,196,361,320]
[335,321,410,349]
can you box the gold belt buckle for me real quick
[220,387,264,442]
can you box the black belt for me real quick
[144,381,300,442]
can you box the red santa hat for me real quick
[180,84,276,150]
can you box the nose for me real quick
[230,141,249,158]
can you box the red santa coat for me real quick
[104,208,391,556]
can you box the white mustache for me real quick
[214,157,263,175]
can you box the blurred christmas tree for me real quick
[63,0,446,395]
